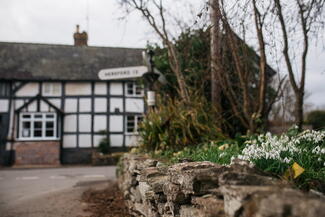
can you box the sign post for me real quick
[98,66,147,80]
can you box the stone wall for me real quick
[117,154,325,217]
[14,141,60,165]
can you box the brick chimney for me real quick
[73,25,88,46]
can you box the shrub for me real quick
[306,110,325,130]
[97,130,110,154]
[138,95,224,152]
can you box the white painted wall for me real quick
[40,101,49,111]
[48,99,61,109]
[94,115,107,132]
[110,82,123,95]
[66,82,91,96]
[110,115,123,132]
[79,98,91,112]
[110,134,123,147]
[94,98,107,112]
[27,101,37,112]
[16,83,39,96]
[125,98,144,113]
[64,98,78,112]
[15,100,24,109]
[0,99,9,112]
[95,82,107,95]
[110,98,123,112]
[79,135,92,148]
[63,135,77,148]
[79,115,91,132]
[64,115,77,132]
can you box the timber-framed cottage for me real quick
[0,27,145,166]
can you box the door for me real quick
[0,113,9,165]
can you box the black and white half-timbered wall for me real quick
[0,30,146,165]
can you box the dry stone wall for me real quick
[117,154,325,217]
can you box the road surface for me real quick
[0,166,116,217]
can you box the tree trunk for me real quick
[210,0,223,115]
[295,91,304,130]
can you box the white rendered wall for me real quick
[66,82,91,96]
[110,82,123,95]
[27,101,37,112]
[110,135,123,147]
[48,99,61,109]
[79,98,91,112]
[0,99,9,112]
[110,98,123,112]
[63,135,77,148]
[79,135,92,148]
[16,83,39,96]
[64,99,78,112]
[79,115,91,132]
[94,98,107,112]
[40,101,49,111]
[15,100,24,110]
[64,115,77,132]
[95,82,107,95]
[94,115,107,132]
[109,115,123,132]
[125,98,144,113]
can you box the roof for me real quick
[0,42,144,81]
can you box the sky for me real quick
[0,0,324,108]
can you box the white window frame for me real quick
[42,83,61,96]
[125,82,144,97]
[18,112,59,140]
[125,115,143,135]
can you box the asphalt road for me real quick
[0,166,116,217]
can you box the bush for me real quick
[97,130,110,154]
[306,110,325,130]
[138,95,224,152]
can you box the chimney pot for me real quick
[73,24,88,46]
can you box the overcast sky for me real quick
[0,0,324,108]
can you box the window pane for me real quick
[46,114,54,118]
[135,84,142,95]
[46,130,54,137]
[22,114,31,118]
[22,122,31,137]
[34,121,42,129]
[34,114,43,119]
[34,130,42,137]
[127,83,133,95]
[46,121,54,129]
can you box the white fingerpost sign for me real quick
[98,66,147,80]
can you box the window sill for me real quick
[16,138,60,142]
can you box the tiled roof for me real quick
[0,42,144,81]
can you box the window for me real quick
[0,82,10,96]
[125,82,143,97]
[126,115,143,134]
[19,113,58,140]
[43,83,61,96]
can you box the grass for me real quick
[144,129,325,192]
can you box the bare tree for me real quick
[209,0,223,115]
[273,0,325,130]
[119,0,190,102]
[208,0,284,133]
